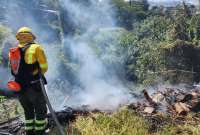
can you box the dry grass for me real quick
[65,108,200,135]
[1,100,200,135]
[74,108,149,135]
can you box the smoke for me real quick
[0,67,11,89]
[0,0,133,111]
[58,0,133,110]
[1,0,197,111]
[0,1,60,93]
[0,1,62,101]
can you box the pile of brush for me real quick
[1,85,200,134]
[0,117,23,135]
[0,107,97,135]
[129,87,200,115]
[127,86,200,132]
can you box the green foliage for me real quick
[0,96,6,103]
[190,14,200,41]
[136,16,173,41]
[169,15,190,41]
[1,2,200,135]
[39,0,200,85]
[75,108,149,135]
[74,109,200,135]
[123,15,173,84]
[0,100,23,123]
[112,0,148,29]
[111,4,200,85]
[92,28,128,63]
[156,124,200,135]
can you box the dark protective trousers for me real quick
[19,83,47,135]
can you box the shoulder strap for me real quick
[20,42,34,52]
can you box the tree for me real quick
[182,1,192,17]
[190,14,200,41]
[112,0,147,30]
[170,15,190,41]
[141,0,149,11]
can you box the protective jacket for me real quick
[9,43,48,88]
[12,27,48,135]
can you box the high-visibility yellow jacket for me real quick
[18,43,48,74]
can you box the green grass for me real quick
[1,101,200,135]
[156,124,200,135]
[74,108,149,135]
[0,99,23,122]
[0,96,6,103]
[66,108,200,135]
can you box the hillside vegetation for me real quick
[0,0,200,135]
[0,0,200,85]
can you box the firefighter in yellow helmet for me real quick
[9,27,48,135]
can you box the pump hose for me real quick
[39,76,66,135]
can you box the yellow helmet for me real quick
[16,27,36,43]
[17,27,32,33]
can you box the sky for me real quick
[124,0,199,6]
[149,0,198,4]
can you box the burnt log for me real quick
[142,89,157,107]
[180,94,193,102]
[46,107,91,128]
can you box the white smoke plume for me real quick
[0,1,63,101]
[1,0,198,111]
[58,0,133,110]
[1,0,133,111]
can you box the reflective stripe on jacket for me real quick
[18,43,48,74]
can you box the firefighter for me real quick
[9,27,48,135]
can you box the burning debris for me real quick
[125,86,200,133]
[0,117,24,135]
[0,106,100,135]
[129,86,200,115]
[1,86,200,134]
